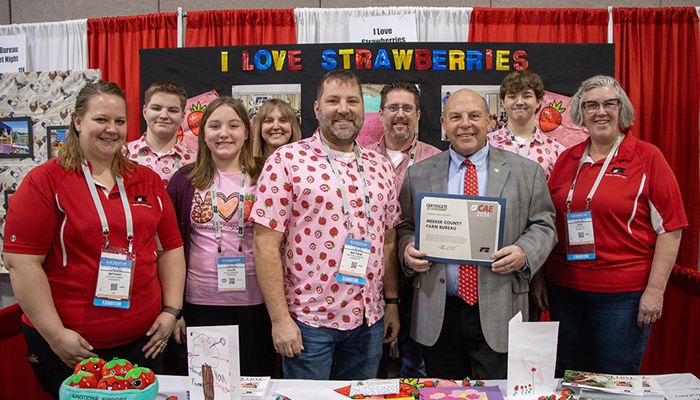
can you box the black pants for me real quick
[422,297,507,380]
[184,302,275,377]
[22,323,162,399]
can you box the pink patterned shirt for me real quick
[366,135,441,191]
[250,131,402,330]
[488,126,565,180]
[127,135,196,186]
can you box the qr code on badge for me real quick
[110,283,118,291]
[228,278,236,284]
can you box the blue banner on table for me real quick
[415,192,506,266]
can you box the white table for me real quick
[157,373,699,400]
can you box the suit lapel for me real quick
[431,151,451,193]
[486,146,509,197]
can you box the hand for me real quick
[142,312,177,359]
[491,245,526,274]
[530,272,549,312]
[271,316,303,358]
[637,287,664,327]
[404,244,432,273]
[47,328,98,367]
[383,304,400,343]
[173,318,187,345]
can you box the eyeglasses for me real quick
[582,98,620,113]
[383,104,416,114]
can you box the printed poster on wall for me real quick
[348,14,418,44]
[0,34,27,73]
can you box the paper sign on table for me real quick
[349,379,400,397]
[419,385,505,400]
[507,312,559,399]
[240,376,270,399]
[275,383,349,400]
[187,325,241,400]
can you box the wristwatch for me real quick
[162,306,183,320]
[385,298,400,305]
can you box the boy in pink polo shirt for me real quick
[128,82,196,186]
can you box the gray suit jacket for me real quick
[396,146,556,353]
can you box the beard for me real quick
[317,112,364,148]
[385,120,417,142]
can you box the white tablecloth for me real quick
[157,373,699,400]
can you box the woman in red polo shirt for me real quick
[545,75,687,375]
[3,81,185,399]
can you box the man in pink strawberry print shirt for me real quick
[252,71,402,380]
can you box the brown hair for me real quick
[144,81,188,111]
[380,81,420,110]
[187,97,260,189]
[316,70,363,101]
[60,81,135,177]
[253,99,302,159]
[499,70,545,101]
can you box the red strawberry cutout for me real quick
[538,101,566,132]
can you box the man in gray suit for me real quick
[397,88,556,379]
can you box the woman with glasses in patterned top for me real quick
[544,75,687,375]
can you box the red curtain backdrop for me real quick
[469,8,609,43]
[642,266,700,376]
[88,14,178,141]
[0,304,52,400]
[614,8,700,269]
[186,9,296,47]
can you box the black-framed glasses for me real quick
[582,98,620,113]
[383,104,416,114]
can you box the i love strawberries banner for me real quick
[141,43,613,150]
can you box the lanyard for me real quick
[211,169,247,253]
[322,142,372,238]
[565,135,623,212]
[506,125,535,157]
[81,162,134,252]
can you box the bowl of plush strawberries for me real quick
[59,357,159,400]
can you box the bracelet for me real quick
[162,306,183,320]
[385,298,400,305]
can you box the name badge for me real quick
[217,256,246,291]
[94,250,135,309]
[565,211,596,260]
[337,238,370,285]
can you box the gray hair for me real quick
[570,75,635,129]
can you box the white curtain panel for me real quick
[295,7,471,44]
[0,19,88,72]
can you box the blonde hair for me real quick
[60,81,135,177]
[253,99,301,159]
[187,97,260,189]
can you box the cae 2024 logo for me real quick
[469,203,494,217]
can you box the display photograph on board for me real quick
[0,117,33,158]
[46,125,69,159]
[231,84,301,121]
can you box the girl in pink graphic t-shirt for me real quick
[167,97,274,376]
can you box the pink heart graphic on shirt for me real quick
[217,192,239,222]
